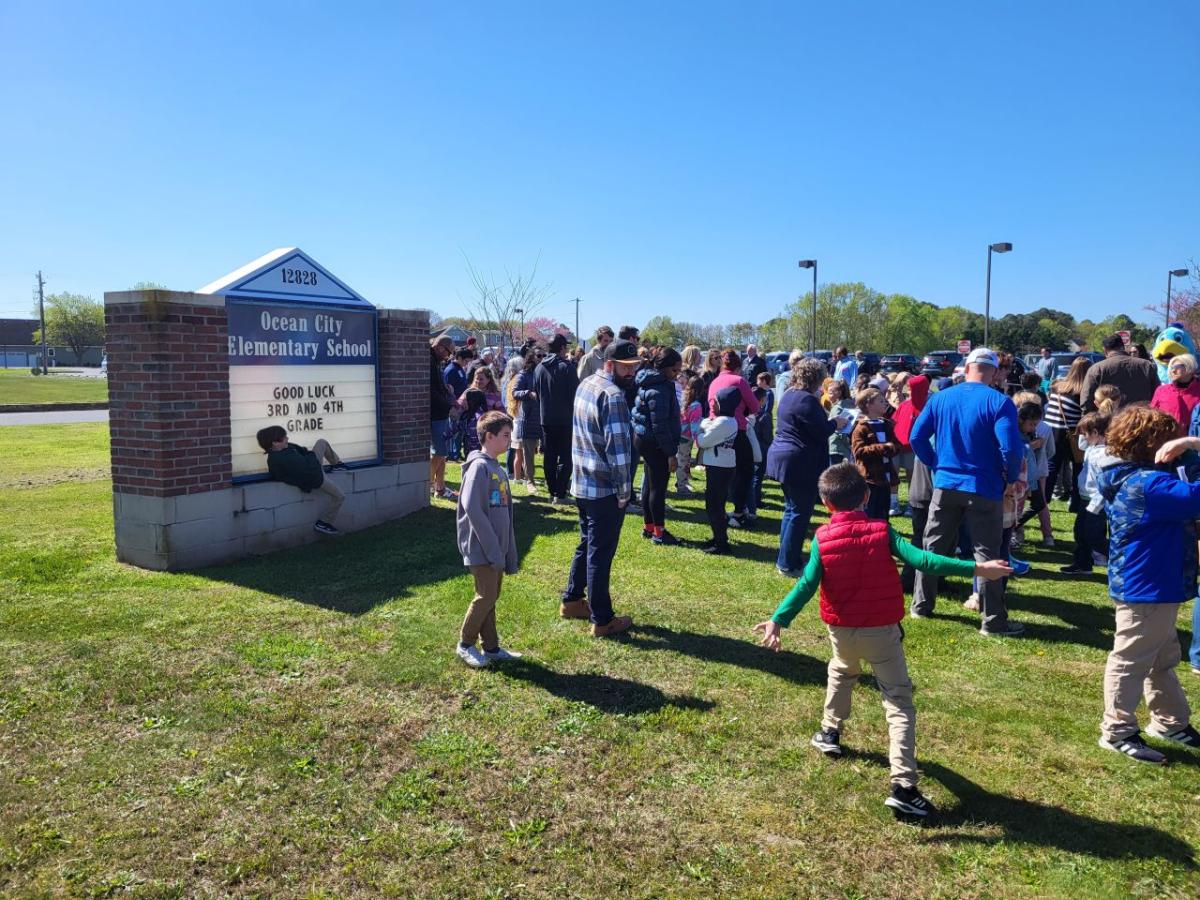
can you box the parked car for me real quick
[805,349,834,369]
[1050,351,1103,381]
[920,351,963,377]
[857,352,882,376]
[880,353,920,375]
[764,351,792,376]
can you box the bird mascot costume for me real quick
[1151,324,1197,383]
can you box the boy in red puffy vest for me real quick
[754,462,1011,817]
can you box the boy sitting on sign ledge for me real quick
[256,426,348,535]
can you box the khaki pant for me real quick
[311,439,345,524]
[461,565,503,650]
[823,624,917,788]
[1101,602,1191,742]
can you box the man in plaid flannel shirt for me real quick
[560,338,642,637]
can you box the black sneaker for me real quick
[1146,723,1200,748]
[1059,565,1093,575]
[652,530,680,546]
[885,784,936,818]
[313,520,341,536]
[1098,732,1167,764]
[979,621,1026,637]
[810,728,842,757]
[700,542,730,555]
[326,462,350,472]
[641,529,654,540]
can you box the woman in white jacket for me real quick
[697,388,742,554]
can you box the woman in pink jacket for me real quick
[1150,353,1200,428]
[707,349,761,529]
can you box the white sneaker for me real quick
[963,593,980,612]
[483,647,523,662]
[456,645,490,668]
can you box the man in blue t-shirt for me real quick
[909,347,1026,636]
[833,346,858,388]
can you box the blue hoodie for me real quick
[1096,462,1200,604]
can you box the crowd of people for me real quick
[418,324,1200,817]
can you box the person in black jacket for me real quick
[430,336,458,499]
[534,334,581,503]
[256,425,348,535]
[742,344,768,384]
[632,348,683,544]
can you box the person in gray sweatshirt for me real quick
[455,411,522,668]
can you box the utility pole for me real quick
[37,271,48,375]
[571,297,581,347]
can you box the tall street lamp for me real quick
[1167,268,1189,326]
[984,242,1013,347]
[514,307,524,345]
[798,259,817,353]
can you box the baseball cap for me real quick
[606,339,641,364]
[964,347,999,368]
[548,333,569,352]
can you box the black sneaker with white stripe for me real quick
[1146,723,1200,749]
[884,784,936,818]
[313,520,341,536]
[1098,732,1166,764]
[810,728,842,757]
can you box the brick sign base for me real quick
[104,289,430,570]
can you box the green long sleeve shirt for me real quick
[770,526,976,627]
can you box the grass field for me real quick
[2,423,1199,898]
[0,369,109,405]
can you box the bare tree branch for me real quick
[459,251,554,351]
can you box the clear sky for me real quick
[1,1,1196,338]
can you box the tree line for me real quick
[638,282,1167,354]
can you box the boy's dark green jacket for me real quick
[267,444,324,492]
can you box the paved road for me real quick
[0,409,110,426]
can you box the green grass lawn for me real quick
[0,369,109,405]
[2,423,1199,898]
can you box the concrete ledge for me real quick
[113,463,429,571]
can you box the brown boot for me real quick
[591,615,633,638]
[559,599,591,620]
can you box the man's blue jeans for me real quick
[564,495,623,625]
[777,479,819,572]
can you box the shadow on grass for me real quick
[496,658,716,715]
[920,761,1197,866]
[623,623,827,685]
[198,501,577,615]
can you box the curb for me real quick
[0,402,110,413]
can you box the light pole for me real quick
[571,297,581,347]
[798,259,817,354]
[984,242,1012,347]
[514,307,524,346]
[1167,268,1189,327]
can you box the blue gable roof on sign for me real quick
[196,248,372,308]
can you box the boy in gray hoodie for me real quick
[455,411,522,668]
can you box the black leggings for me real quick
[730,430,754,513]
[706,465,736,546]
[1017,487,1047,526]
[635,437,670,528]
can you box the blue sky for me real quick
[1,1,1196,338]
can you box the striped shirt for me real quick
[1043,391,1082,430]
[570,370,633,501]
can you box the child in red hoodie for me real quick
[754,462,1010,817]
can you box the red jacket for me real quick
[816,511,904,627]
[1150,379,1200,429]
